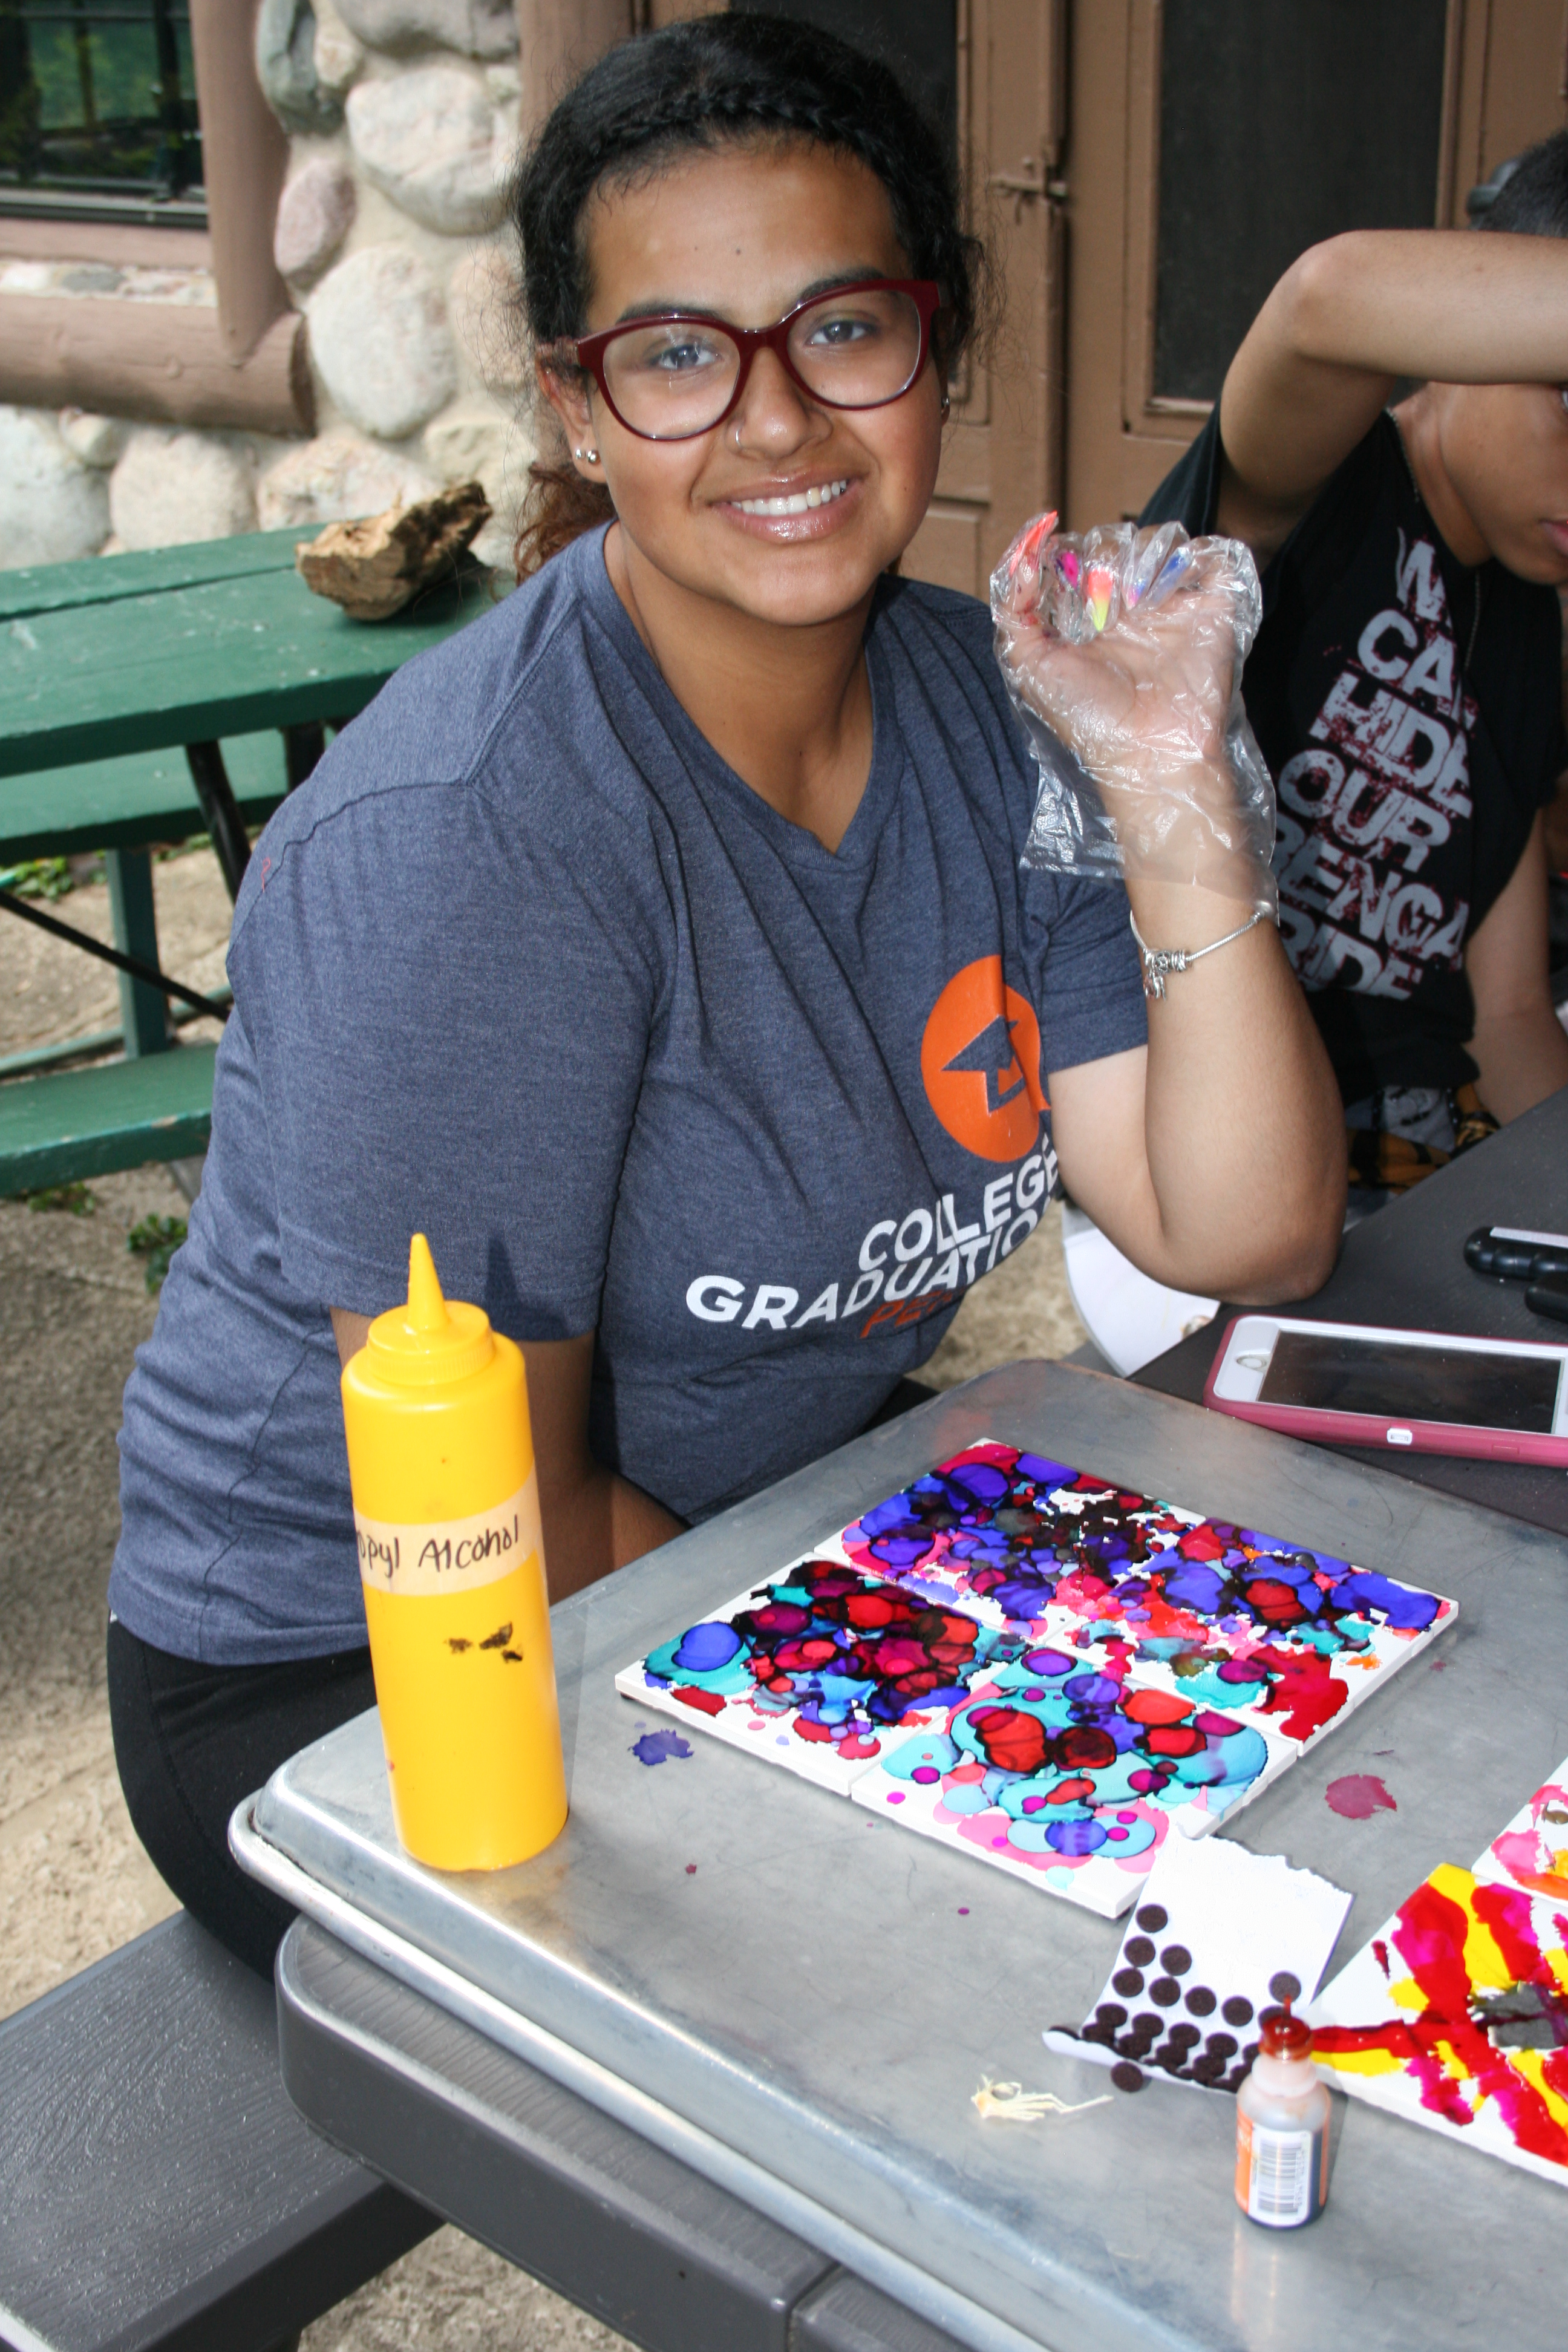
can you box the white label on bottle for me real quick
[1494,1228,1568,1249]
[354,1470,540,1598]
[1243,2119,1319,2227]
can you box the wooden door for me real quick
[1060,0,1568,530]
[515,1,1069,592]
[904,0,1069,595]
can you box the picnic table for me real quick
[0,529,499,1192]
[234,1341,1568,2352]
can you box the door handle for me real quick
[986,160,1069,220]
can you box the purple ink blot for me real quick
[958,1907,970,1915]
[632,1730,694,1766]
[671,1621,744,1673]
[886,1791,906,1804]
[1325,1772,1397,1820]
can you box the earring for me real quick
[573,445,599,463]
[940,392,951,417]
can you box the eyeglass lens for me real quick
[601,286,925,439]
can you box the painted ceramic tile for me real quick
[848,1644,1297,1916]
[841,1441,1457,1748]
[1309,1865,1568,2186]
[1044,1832,1352,2088]
[1472,1756,1568,1907]
[615,1553,1018,1797]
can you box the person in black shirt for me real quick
[1144,132,1568,1197]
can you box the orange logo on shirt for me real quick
[920,957,1045,1163]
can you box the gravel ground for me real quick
[0,842,1085,2347]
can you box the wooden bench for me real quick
[0,1911,436,2352]
[0,733,288,1197]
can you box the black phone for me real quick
[1464,1225,1568,1283]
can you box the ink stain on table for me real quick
[632,1729,694,1766]
[1325,1772,1397,1819]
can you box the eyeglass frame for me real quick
[540,278,944,443]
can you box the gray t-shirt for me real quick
[109,528,1147,1664]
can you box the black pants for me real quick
[108,1617,375,1979]
[106,1383,935,1980]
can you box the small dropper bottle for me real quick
[1235,2001,1330,2229]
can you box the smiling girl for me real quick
[106,14,1343,1972]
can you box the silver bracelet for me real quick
[1129,907,1269,1000]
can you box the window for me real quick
[0,0,205,224]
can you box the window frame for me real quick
[0,0,307,432]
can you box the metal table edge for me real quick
[235,1802,1069,2352]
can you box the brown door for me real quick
[904,0,1070,596]
[1060,0,1568,530]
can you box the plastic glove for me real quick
[991,515,1278,918]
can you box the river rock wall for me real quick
[0,0,534,573]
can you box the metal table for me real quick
[238,1360,1568,2352]
[1137,1087,1568,1535]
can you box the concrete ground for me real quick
[0,844,1085,2347]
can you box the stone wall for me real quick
[0,0,534,573]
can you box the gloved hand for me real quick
[991,515,1278,917]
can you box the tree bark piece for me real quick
[295,481,492,619]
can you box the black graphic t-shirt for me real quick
[1143,410,1565,1100]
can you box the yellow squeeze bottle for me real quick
[341,1233,567,1870]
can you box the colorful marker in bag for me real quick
[1234,2001,1330,2229]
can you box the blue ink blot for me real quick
[632,1730,693,1766]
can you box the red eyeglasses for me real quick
[541,278,942,443]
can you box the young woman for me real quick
[106,15,1342,1974]
[1145,136,1568,1196]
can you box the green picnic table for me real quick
[0,529,500,1194]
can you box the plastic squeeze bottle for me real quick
[1234,2001,1330,2230]
[341,1233,567,1871]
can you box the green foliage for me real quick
[0,857,81,901]
[24,1181,96,1216]
[126,1212,187,1293]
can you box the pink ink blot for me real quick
[685,1863,697,1875]
[886,1791,905,1804]
[1326,1773,1397,1820]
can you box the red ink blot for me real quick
[1326,1773,1397,1820]
[685,1863,697,1875]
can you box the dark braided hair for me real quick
[511,11,991,575]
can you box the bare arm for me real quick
[1216,230,1568,560]
[1050,881,1345,1304]
[1464,812,1568,1123]
[331,1312,683,1599]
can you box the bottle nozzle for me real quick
[407,1233,449,1333]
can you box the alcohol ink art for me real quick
[618,1441,1455,1913]
[1310,1864,1568,2185]
[1473,1754,1568,1905]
